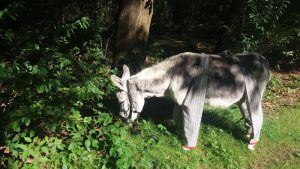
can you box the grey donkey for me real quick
[111,52,270,150]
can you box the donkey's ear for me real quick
[121,65,130,80]
[111,75,127,91]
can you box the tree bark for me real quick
[113,0,154,73]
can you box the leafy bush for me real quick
[0,2,134,168]
[240,0,300,68]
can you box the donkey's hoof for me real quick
[182,145,196,151]
[247,144,255,150]
[247,140,259,150]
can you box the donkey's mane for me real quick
[132,52,208,78]
[132,53,183,78]
[129,52,201,93]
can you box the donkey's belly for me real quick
[204,78,245,108]
[205,82,245,107]
[204,56,245,107]
[204,95,242,107]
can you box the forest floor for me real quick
[126,37,300,168]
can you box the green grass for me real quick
[127,103,300,169]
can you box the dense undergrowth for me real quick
[0,2,134,168]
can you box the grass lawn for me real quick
[127,101,300,169]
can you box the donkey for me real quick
[111,52,270,150]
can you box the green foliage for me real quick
[264,76,282,100]
[126,120,188,168]
[0,2,25,21]
[202,127,241,169]
[0,1,130,168]
[288,75,300,89]
[62,17,90,38]
[247,0,290,34]
[240,0,300,68]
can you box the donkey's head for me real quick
[111,65,144,122]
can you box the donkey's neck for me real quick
[129,70,172,98]
[128,57,178,98]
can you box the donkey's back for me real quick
[205,52,270,107]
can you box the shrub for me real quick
[0,2,133,168]
[240,0,300,68]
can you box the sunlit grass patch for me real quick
[127,103,300,168]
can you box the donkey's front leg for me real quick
[181,103,204,150]
[181,80,207,150]
[181,55,208,150]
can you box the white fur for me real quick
[205,98,238,107]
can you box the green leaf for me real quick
[41,146,49,153]
[24,137,32,143]
[16,143,27,150]
[62,156,67,164]
[85,140,91,151]
[31,65,38,74]
[11,121,20,132]
[34,44,40,50]
[4,31,14,42]
[39,140,46,146]
[56,144,64,150]
[22,150,29,162]
[36,85,46,93]
[33,136,39,143]
[91,139,99,149]
[29,130,35,138]
[39,157,49,162]
[0,63,5,69]
[63,164,68,169]
[25,118,31,126]
[119,129,128,139]
[12,134,20,143]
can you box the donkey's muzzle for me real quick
[120,116,130,123]
[119,116,135,125]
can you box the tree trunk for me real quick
[113,0,154,73]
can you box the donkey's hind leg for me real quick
[238,100,253,138]
[244,82,264,150]
[246,99,263,150]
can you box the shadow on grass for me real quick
[141,98,174,121]
[103,96,174,121]
[202,109,248,143]
[104,95,248,143]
